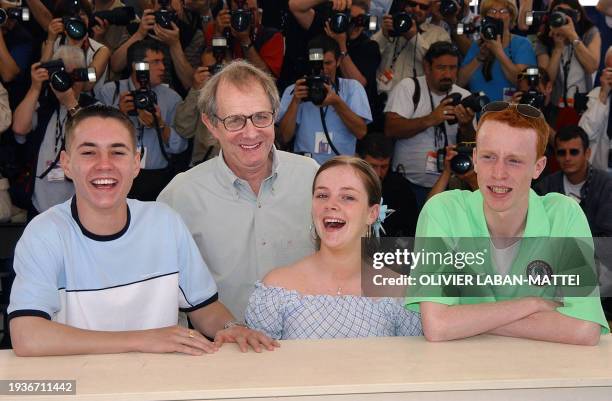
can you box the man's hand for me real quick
[454,104,475,127]
[193,66,212,90]
[292,78,309,103]
[91,16,110,42]
[442,144,458,173]
[137,9,156,39]
[381,14,393,39]
[138,105,163,128]
[214,8,231,34]
[319,83,341,107]
[330,0,351,11]
[153,21,181,47]
[51,86,79,108]
[324,20,347,50]
[119,91,136,115]
[599,67,612,99]
[30,62,49,92]
[429,98,456,125]
[214,325,280,353]
[138,325,218,355]
[482,34,504,59]
[47,18,64,42]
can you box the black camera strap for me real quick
[319,78,341,156]
[561,46,574,107]
[427,85,448,150]
[38,108,67,179]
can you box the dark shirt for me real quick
[346,33,382,128]
[381,172,418,237]
[3,23,33,108]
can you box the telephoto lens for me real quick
[230,0,253,32]
[304,48,328,106]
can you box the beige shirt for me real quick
[157,148,319,319]
[373,22,451,94]
[0,82,10,133]
[174,88,220,164]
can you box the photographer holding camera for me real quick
[110,0,201,95]
[205,0,284,78]
[99,39,186,200]
[429,0,476,56]
[427,143,478,200]
[535,0,601,128]
[579,47,612,171]
[457,0,535,102]
[322,0,382,128]
[277,34,371,164]
[41,0,111,98]
[372,0,450,94]
[90,0,137,53]
[385,41,476,208]
[11,45,98,216]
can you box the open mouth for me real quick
[487,185,512,195]
[323,218,346,230]
[91,178,118,190]
[240,142,262,151]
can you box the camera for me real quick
[549,8,578,28]
[92,6,135,26]
[155,0,177,29]
[230,0,253,32]
[329,8,350,33]
[389,12,413,37]
[304,48,328,106]
[129,62,157,114]
[63,16,87,40]
[440,0,463,18]
[455,21,477,35]
[450,142,476,174]
[39,59,96,92]
[208,37,228,75]
[518,67,545,110]
[437,142,476,174]
[350,14,378,31]
[480,16,503,40]
[0,7,29,25]
[441,91,489,125]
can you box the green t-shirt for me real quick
[405,189,610,334]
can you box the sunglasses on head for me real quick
[481,101,543,119]
[556,148,582,157]
[406,0,430,10]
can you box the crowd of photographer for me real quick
[0,0,610,231]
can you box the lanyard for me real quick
[561,46,574,107]
[427,84,448,150]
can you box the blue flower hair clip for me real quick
[372,198,394,238]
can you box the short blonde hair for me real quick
[479,0,518,28]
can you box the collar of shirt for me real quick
[467,189,551,237]
[214,146,280,199]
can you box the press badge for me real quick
[47,163,65,182]
[425,151,440,175]
[138,146,147,169]
[314,132,332,154]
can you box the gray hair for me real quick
[197,60,280,125]
[52,45,87,70]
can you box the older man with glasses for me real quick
[158,60,319,320]
[405,101,610,345]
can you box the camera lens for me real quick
[50,70,73,92]
[451,153,472,175]
[330,11,349,33]
[231,10,252,32]
[64,17,87,40]
[391,12,412,35]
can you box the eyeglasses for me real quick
[214,111,275,131]
[406,0,430,11]
[556,148,582,157]
[482,101,543,119]
[487,8,510,15]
